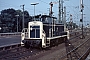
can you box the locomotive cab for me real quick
[21,21,46,48]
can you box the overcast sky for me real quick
[0,0,90,26]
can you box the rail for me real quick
[59,37,90,60]
[0,43,21,51]
[78,47,90,60]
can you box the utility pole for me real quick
[63,6,66,31]
[80,0,84,38]
[49,0,61,37]
[16,15,19,32]
[49,2,53,37]
[70,14,73,32]
[61,0,63,22]
[20,4,25,30]
[64,6,66,23]
[59,0,61,23]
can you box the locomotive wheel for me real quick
[56,39,59,46]
[38,41,42,49]
[25,42,30,49]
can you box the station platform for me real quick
[0,35,21,47]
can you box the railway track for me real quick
[59,36,90,60]
[0,43,51,60]
[58,29,90,60]
[0,45,43,60]
[0,29,90,60]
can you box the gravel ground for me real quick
[27,31,90,60]
[28,43,66,60]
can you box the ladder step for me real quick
[46,43,50,44]
[46,46,49,47]
[46,42,50,47]
[46,44,50,47]
[46,39,50,47]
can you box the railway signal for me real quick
[80,0,85,39]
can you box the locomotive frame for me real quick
[21,15,69,48]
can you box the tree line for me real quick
[0,8,78,33]
[0,8,32,33]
